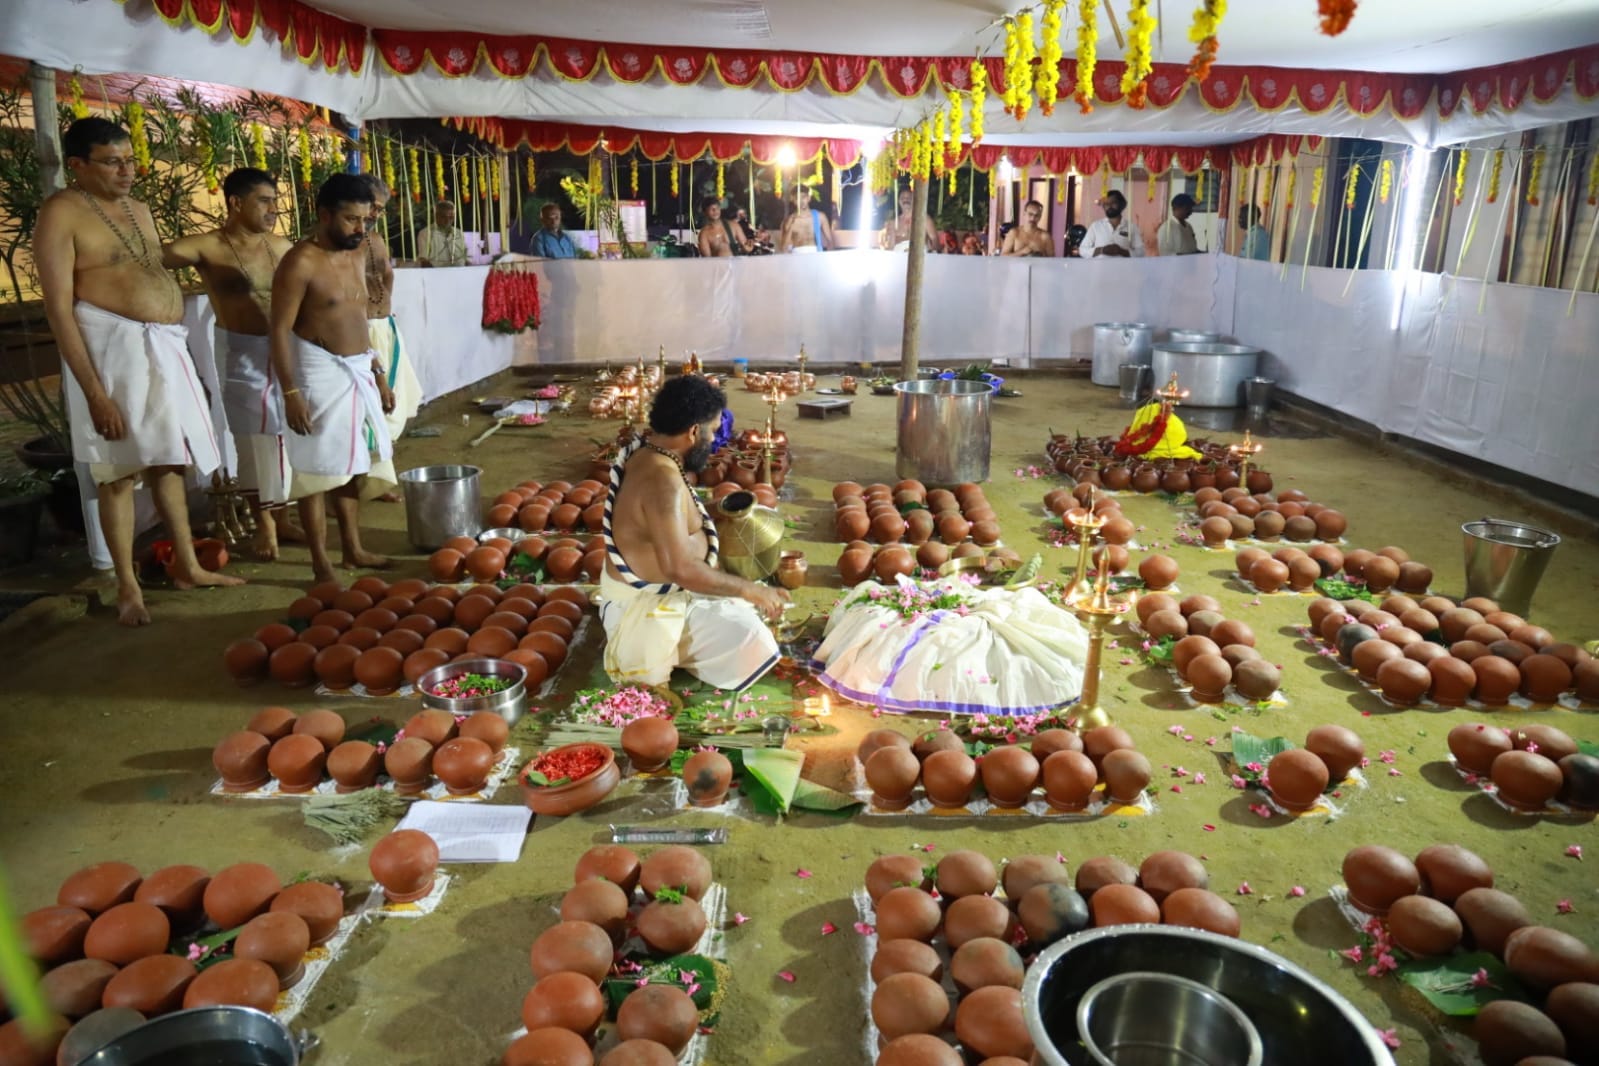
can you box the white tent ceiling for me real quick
[312,0,1599,75]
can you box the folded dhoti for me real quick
[365,314,421,489]
[596,569,778,692]
[65,301,220,483]
[282,338,392,492]
[217,328,292,504]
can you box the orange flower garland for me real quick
[1037,0,1066,116]
[1317,0,1357,36]
[1485,149,1503,204]
[1120,0,1157,109]
[1186,0,1225,82]
[1074,0,1099,114]
[970,59,987,144]
[1526,147,1545,207]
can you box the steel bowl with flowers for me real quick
[417,657,527,723]
[518,743,620,816]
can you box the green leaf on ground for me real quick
[1395,953,1528,1016]
[1314,577,1379,603]
[1139,634,1178,665]
[1230,732,1293,783]
[1577,739,1599,757]
[741,748,805,814]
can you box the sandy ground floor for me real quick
[1,371,1595,1065]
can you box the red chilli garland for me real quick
[482,267,542,333]
[1112,407,1172,456]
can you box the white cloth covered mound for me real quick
[811,578,1088,716]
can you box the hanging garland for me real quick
[408,147,422,202]
[249,122,267,172]
[1526,147,1546,206]
[988,166,997,199]
[932,111,947,177]
[1285,165,1298,209]
[1195,168,1206,202]
[127,103,151,175]
[1112,403,1172,456]
[1002,18,1020,117]
[1013,11,1036,120]
[1453,149,1468,206]
[1317,0,1357,37]
[478,156,491,201]
[969,60,987,144]
[948,167,958,197]
[1587,149,1599,206]
[1378,158,1393,204]
[1186,0,1225,82]
[68,75,89,119]
[526,155,536,193]
[1309,165,1325,210]
[671,160,681,198]
[382,139,397,193]
[1074,0,1098,113]
[1037,0,1066,116]
[434,153,446,197]
[481,267,541,332]
[716,161,726,201]
[197,123,218,194]
[297,127,313,189]
[458,157,470,200]
[630,155,639,196]
[1120,0,1157,108]
[326,131,345,172]
[946,88,964,166]
[1486,149,1504,203]
[1343,162,1360,209]
[492,155,503,201]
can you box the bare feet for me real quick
[276,515,308,545]
[116,584,151,627]
[375,491,403,503]
[251,524,279,562]
[341,550,393,571]
[170,565,247,590]
[312,560,338,584]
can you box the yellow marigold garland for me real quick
[408,147,421,202]
[716,162,725,201]
[969,60,987,144]
[1002,19,1020,117]
[127,103,151,175]
[1378,158,1393,204]
[988,166,997,199]
[946,89,964,166]
[1587,148,1599,206]
[492,156,503,202]
[1526,147,1545,206]
[1038,0,1066,116]
[249,122,267,172]
[932,111,947,177]
[1486,149,1504,204]
[1186,0,1225,82]
[1120,0,1157,109]
[630,155,639,196]
[1285,165,1297,209]
[382,139,397,192]
[198,124,218,194]
[1344,162,1360,209]
[1074,0,1098,113]
[68,75,89,119]
[1195,168,1206,203]
[326,132,345,173]
[297,127,312,189]
[948,167,957,197]
[1309,166,1324,209]
[434,154,446,197]
[1013,11,1036,121]
[1453,149,1468,206]
[458,157,470,200]
[477,156,491,201]
[525,155,536,193]
[1317,0,1357,37]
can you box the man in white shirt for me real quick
[1077,191,1144,258]
[1157,193,1201,256]
[416,201,468,268]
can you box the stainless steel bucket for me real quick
[398,464,483,550]
[1166,329,1221,344]
[1091,323,1154,387]
[894,378,992,485]
[1244,377,1275,417]
[1023,925,1395,1066]
[1078,971,1263,1066]
[1461,518,1561,617]
[75,1006,315,1066]
[1117,364,1150,407]
[1150,342,1262,408]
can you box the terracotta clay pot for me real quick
[944,894,1013,950]
[267,734,326,794]
[865,746,922,811]
[1304,724,1364,782]
[100,955,196,1016]
[327,740,382,793]
[1341,845,1420,916]
[58,862,142,916]
[865,855,931,902]
[403,708,459,748]
[369,829,440,903]
[637,896,708,956]
[979,746,1040,808]
[1042,750,1099,812]
[133,865,210,933]
[433,737,496,796]
[561,879,631,942]
[1018,882,1091,946]
[457,711,510,753]
[1162,888,1241,937]
[574,845,641,896]
[520,972,606,1041]
[1414,845,1493,905]
[270,881,344,947]
[1267,749,1329,811]
[680,749,733,808]
[203,863,281,929]
[616,984,699,1054]
[620,716,679,773]
[1448,723,1513,774]
[1138,851,1209,904]
[182,958,279,1012]
[384,737,435,795]
[291,709,345,752]
[872,972,951,1040]
[41,959,118,1018]
[22,905,92,966]
[1102,749,1152,804]
[1490,750,1563,811]
[524,741,623,818]
[639,846,713,901]
[212,731,272,793]
[234,911,311,989]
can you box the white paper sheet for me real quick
[395,801,532,862]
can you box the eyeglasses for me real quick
[88,156,137,171]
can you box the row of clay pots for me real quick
[868,847,1241,1066]
[837,540,1023,587]
[506,845,713,1064]
[1447,722,1599,811]
[1045,485,1184,584]
[700,445,790,492]
[485,478,610,534]
[1051,453,1274,497]
[858,726,1150,811]
[1196,486,1349,546]
[1238,540,1432,596]
[1307,593,1599,708]
[833,479,999,548]
[1136,591,1282,703]
[433,532,605,589]
[1337,843,1599,1065]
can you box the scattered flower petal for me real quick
[732,912,750,926]
[795,868,813,879]
[1202,824,1216,832]
[1470,968,1494,988]
[1237,881,1253,895]
[1566,845,1583,860]
[1340,945,1364,963]
[1556,899,1574,915]
[1378,1029,1400,1050]
[820,921,838,935]
[1289,885,1306,897]
[777,970,796,983]
[853,922,875,935]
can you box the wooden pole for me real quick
[900,178,929,380]
[29,62,65,195]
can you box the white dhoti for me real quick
[363,314,421,491]
[596,570,779,692]
[217,328,292,505]
[811,580,1088,716]
[65,302,221,485]
[283,339,392,499]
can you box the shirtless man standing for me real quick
[269,173,395,583]
[879,186,938,252]
[35,117,243,625]
[697,199,751,258]
[777,194,836,254]
[597,376,787,691]
[162,168,295,559]
[361,176,421,503]
[1001,200,1055,257]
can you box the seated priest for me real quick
[597,376,787,691]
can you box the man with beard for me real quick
[597,376,786,691]
[162,167,297,558]
[35,117,241,625]
[1078,190,1145,258]
[268,173,394,583]
[360,176,422,503]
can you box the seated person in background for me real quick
[961,232,985,255]
[778,195,835,253]
[1078,191,1144,258]
[529,203,577,259]
[416,201,468,267]
[1064,224,1087,257]
[1238,205,1272,261]
[1001,200,1055,257]
[597,376,787,691]
[1157,193,1201,256]
[697,198,752,257]
[732,207,769,249]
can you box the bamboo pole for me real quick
[900,178,930,381]
[29,62,65,195]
